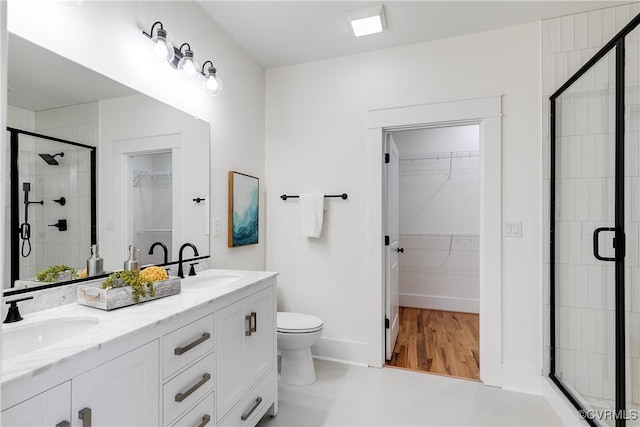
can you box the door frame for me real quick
[367,96,503,387]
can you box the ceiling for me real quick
[198,1,630,69]
[8,34,136,112]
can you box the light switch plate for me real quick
[212,218,221,236]
[503,221,522,238]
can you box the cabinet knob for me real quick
[56,421,70,427]
[78,407,92,427]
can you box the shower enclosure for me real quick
[550,14,640,427]
[6,128,96,286]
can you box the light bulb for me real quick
[178,49,199,76]
[152,28,174,62]
[202,66,223,96]
[182,59,197,76]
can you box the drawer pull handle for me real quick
[78,407,92,427]
[240,396,263,421]
[198,414,211,427]
[250,311,257,333]
[56,421,70,427]
[175,332,211,355]
[245,314,252,336]
[175,373,211,402]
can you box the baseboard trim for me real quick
[311,337,368,366]
[399,293,479,314]
[543,378,586,426]
[501,363,543,395]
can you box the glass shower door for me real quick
[625,25,640,427]
[552,47,619,425]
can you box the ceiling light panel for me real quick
[346,5,387,37]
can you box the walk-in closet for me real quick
[386,125,480,381]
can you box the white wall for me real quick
[394,126,480,313]
[6,0,266,271]
[265,22,542,383]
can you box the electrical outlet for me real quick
[212,218,221,237]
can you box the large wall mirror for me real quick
[4,34,211,290]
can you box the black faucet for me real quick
[4,296,34,323]
[178,243,199,279]
[148,241,168,265]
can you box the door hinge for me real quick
[385,235,390,246]
[384,153,390,163]
[385,318,390,329]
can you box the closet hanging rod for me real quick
[281,193,348,201]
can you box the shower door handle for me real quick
[593,227,616,261]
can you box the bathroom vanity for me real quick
[1,269,278,427]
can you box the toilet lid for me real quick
[277,312,323,333]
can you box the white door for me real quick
[385,134,400,360]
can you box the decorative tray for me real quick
[77,277,181,311]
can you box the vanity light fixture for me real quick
[142,21,175,62]
[143,21,222,96]
[346,5,387,37]
[201,61,223,96]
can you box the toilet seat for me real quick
[277,312,323,334]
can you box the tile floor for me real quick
[257,360,564,426]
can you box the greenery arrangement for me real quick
[102,270,156,304]
[36,265,78,282]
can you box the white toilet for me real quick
[277,312,323,385]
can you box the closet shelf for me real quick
[399,233,479,240]
[399,150,479,161]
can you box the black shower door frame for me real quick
[549,14,640,427]
[8,127,97,286]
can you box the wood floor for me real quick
[386,307,480,381]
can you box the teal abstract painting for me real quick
[228,171,259,247]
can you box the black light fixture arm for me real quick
[178,42,191,53]
[201,60,216,75]
[142,21,164,39]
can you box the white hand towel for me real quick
[299,193,324,238]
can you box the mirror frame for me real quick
[9,127,97,287]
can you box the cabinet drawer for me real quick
[163,314,214,378]
[163,353,215,426]
[170,391,214,427]
[218,370,275,427]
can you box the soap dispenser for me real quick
[87,244,104,276]
[123,245,141,273]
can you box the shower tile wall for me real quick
[34,102,98,275]
[5,106,36,286]
[4,102,98,286]
[542,4,640,412]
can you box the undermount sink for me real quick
[2,317,100,360]
[182,273,243,288]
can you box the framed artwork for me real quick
[228,171,259,247]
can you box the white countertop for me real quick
[2,269,277,387]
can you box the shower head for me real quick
[38,152,64,166]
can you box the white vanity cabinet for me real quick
[215,286,276,425]
[2,341,158,427]
[1,382,71,427]
[1,272,278,427]
[71,340,159,427]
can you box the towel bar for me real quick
[280,193,348,201]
